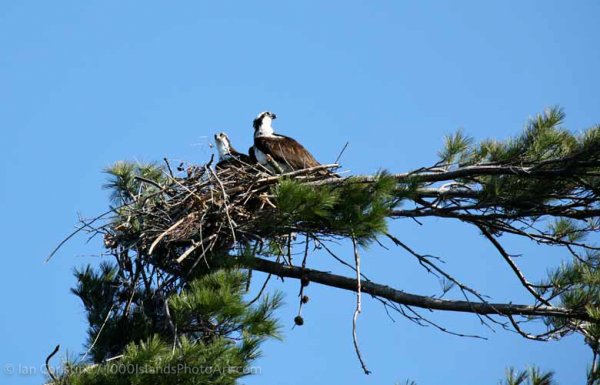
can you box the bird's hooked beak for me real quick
[269,113,277,120]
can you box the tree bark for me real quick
[247,256,589,321]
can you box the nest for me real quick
[103,160,340,277]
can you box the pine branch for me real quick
[247,256,589,321]
[311,160,600,186]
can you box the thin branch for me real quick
[351,235,371,374]
[80,304,115,363]
[247,273,272,307]
[403,305,486,339]
[506,314,556,341]
[477,224,552,305]
[46,210,114,262]
[134,176,163,190]
[45,344,60,383]
[335,142,350,164]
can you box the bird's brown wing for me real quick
[255,135,320,171]
[231,151,252,164]
[216,147,253,170]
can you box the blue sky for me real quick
[1,1,599,384]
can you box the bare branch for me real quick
[351,235,371,374]
[45,344,60,383]
[476,224,551,305]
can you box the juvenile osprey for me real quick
[251,111,321,173]
[214,132,252,170]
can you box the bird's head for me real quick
[253,111,277,136]
[214,132,232,158]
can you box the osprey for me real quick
[251,111,321,173]
[214,132,252,170]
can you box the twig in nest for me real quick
[177,241,201,264]
[266,154,284,174]
[148,215,191,255]
[258,193,277,209]
[134,175,163,190]
[335,141,349,164]
[46,210,113,262]
[208,166,237,244]
[45,344,60,383]
[257,164,340,183]
[351,235,371,375]
[176,236,216,264]
[164,157,174,177]
[206,153,215,168]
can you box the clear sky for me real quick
[1,1,599,384]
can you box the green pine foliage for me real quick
[271,171,416,245]
[395,367,556,385]
[437,105,597,166]
[436,107,600,213]
[501,367,556,385]
[438,129,474,164]
[503,367,529,385]
[71,262,155,362]
[547,218,588,243]
[459,107,572,165]
[545,253,600,329]
[168,270,282,350]
[546,255,600,313]
[541,230,600,384]
[103,161,166,204]
[102,161,168,246]
[59,266,282,384]
[59,335,262,385]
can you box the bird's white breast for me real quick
[254,146,269,165]
[215,140,230,160]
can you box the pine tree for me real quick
[48,107,600,383]
[47,162,282,384]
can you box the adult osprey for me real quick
[214,132,252,170]
[251,111,321,173]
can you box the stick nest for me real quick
[102,160,341,277]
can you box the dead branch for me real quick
[45,344,60,383]
[351,235,370,374]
